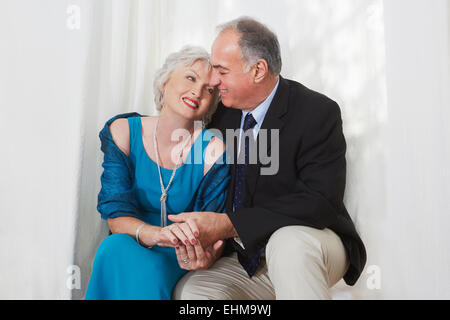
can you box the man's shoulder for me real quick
[283,77,337,107]
[282,77,341,119]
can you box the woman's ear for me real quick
[253,59,269,83]
[160,81,168,103]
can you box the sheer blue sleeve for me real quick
[193,153,230,213]
[97,113,142,220]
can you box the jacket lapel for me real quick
[218,106,242,211]
[243,76,289,205]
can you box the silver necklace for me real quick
[153,117,192,227]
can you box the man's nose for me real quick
[209,71,221,87]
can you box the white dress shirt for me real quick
[234,77,280,249]
[237,77,280,155]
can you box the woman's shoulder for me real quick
[109,118,130,156]
[203,128,226,154]
[203,129,227,176]
[103,112,148,156]
[104,112,143,128]
[140,115,158,136]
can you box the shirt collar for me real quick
[241,77,280,128]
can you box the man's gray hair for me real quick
[217,16,282,75]
[153,46,219,125]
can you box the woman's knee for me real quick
[96,233,135,258]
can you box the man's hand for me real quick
[153,222,199,248]
[175,240,225,271]
[168,212,237,249]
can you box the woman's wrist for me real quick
[139,224,162,247]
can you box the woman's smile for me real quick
[182,97,199,109]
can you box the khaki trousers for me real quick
[173,226,349,300]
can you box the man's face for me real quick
[210,29,255,110]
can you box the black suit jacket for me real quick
[208,76,366,286]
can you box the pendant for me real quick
[160,192,167,227]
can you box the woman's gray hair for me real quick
[217,16,282,75]
[153,45,219,126]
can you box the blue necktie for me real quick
[233,113,261,277]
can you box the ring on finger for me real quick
[182,258,189,264]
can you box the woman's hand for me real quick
[154,222,199,248]
[168,212,236,249]
[175,240,225,270]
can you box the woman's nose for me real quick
[191,83,203,97]
[191,87,199,97]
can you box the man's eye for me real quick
[187,76,195,81]
[219,72,226,76]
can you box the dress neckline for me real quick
[139,117,204,172]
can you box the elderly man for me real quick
[171,17,366,300]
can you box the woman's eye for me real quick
[207,88,214,94]
[187,76,195,82]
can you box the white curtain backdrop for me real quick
[0,0,448,299]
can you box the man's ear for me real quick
[253,59,269,83]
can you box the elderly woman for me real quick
[85,46,230,300]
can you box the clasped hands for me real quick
[152,212,226,271]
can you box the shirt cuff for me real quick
[233,237,245,250]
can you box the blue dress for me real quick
[85,114,230,300]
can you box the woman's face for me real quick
[161,59,216,121]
